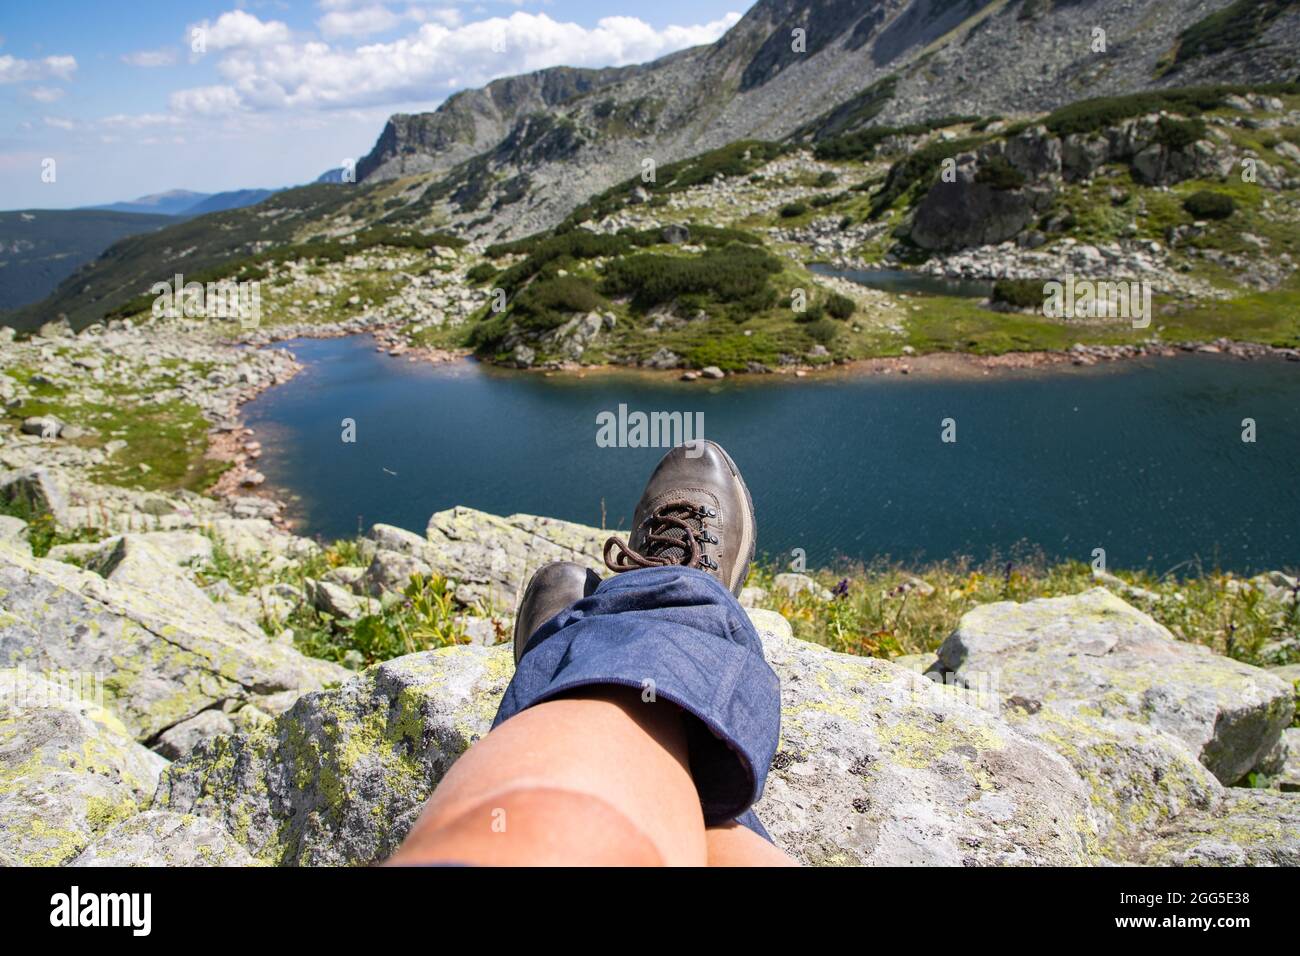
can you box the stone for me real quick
[0,669,166,866]
[154,709,236,761]
[423,507,606,609]
[773,572,832,601]
[1129,790,1300,866]
[21,415,63,439]
[0,547,347,742]
[69,811,256,867]
[937,588,1293,785]
[158,608,1099,866]
[307,578,369,621]
[700,366,725,379]
[0,468,69,526]
[738,585,767,608]
[0,516,27,548]
[661,223,690,244]
[1255,728,1300,792]
[364,548,433,595]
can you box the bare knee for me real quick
[390,786,666,866]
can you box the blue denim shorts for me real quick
[492,565,782,839]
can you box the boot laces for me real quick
[604,498,719,573]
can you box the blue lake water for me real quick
[243,335,1300,574]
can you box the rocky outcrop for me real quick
[0,544,346,744]
[0,669,166,866]
[421,507,608,608]
[158,609,1100,866]
[4,501,1297,867]
[69,811,255,867]
[935,588,1293,785]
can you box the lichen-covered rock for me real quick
[158,608,1100,866]
[748,610,1098,865]
[69,811,256,867]
[0,546,348,742]
[423,507,607,608]
[75,531,213,570]
[1130,790,1300,866]
[1255,728,1300,792]
[0,467,69,525]
[0,669,165,866]
[154,709,236,761]
[156,641,515,865]
[938,588,1293,784]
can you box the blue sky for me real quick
[0,0,751,209]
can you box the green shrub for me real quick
[780,202,809,218]
[1041,84,1299,137]
[816,171,839,187]
[1173,0,1295,67]
[466,262,499,284]
[826,293,856,320]
[992,279,1047,309]
[812,115,983,161]
[804,317,840,346]
[512,276,607,331]
[1154,116,1207,150]
[975,155,1027,191]
[599,244,782,320]
[1182,190,1236,220]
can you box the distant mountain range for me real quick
[0,188,281,313]
[89,188,279,218]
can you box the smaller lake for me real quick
[810,262,993,298]
[243,336,1300,575]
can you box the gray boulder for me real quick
[909,158,1051,251]
[0,546,347,742]
[154,709,236,761]
[423,507,607,609]
[365,548,433,595]
[0,468,69,525]
[0,669,166,866]
[1130,790,1300,866]
[937,588,1293,785]
[157,609,1099,866]
[69,811,255,867]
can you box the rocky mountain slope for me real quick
[355,0,1300,239]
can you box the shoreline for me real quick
[208,324,1300,538]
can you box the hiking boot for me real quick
[604,440,755,595]
[513,561,601,664]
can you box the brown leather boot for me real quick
[604,440,755,595]
[513,561,602,664]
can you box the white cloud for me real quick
[170,84,245,116]
[27,86,65,103]
[318,4,464,39]
[191,10,293,51]
[319,6,404,38]
[0,54,77,84]
[43,116,77,130]
[100,112,183,129]
[171,11,740,114]
[123,48,179,68]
